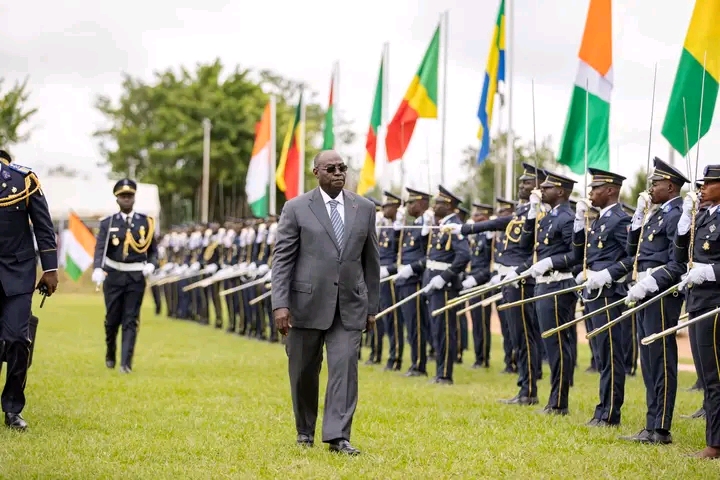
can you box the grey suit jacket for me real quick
[271,187,380,331]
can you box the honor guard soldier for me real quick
[0,151,58,430]
[449,163,543,404]
[673,165,720,458]
[572,168,632,427]
[619,157,688,445]
[92,179,158,373]
[620,202,640,377]
[391,187,432,377]
[463,203,494,368]
[455,204,471,363]
[424,186,470,385]
[494,198,519,374]
[378,191,404,371]
[364,196,383,358]
[514,170,579,415]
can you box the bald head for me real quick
[313,150,342,168]
[313,149,347,197]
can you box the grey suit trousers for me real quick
[286,303,362,443]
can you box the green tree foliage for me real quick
[0,77,38,148]
[455,132,556,205]
[620,168,648,207]
[94,59,354,226]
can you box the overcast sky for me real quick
[2,0,718,199]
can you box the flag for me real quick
[275,93,304,200]
[385,26,440,162]
[662,0,720,156]
[322,66,336,150]
[557,0,612,174]
[246,102,272,218]
[357,55,384,195]
[476,0,506,164]
[65,212,96,281]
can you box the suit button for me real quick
[334,282,338,286]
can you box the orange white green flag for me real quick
[557,0,612,174]
[65,212,96,281]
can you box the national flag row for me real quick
[246,0,719,216]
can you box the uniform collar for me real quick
[599,203,617,218]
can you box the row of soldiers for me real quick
[144,157,718,458]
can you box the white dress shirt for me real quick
[319,188,345,223]
[120,211,135,224]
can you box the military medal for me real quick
[703,241,710,251]
[598,239,604,249]
[600,225,605,232]
[648,233,654,242]
[514,227,520,234]
[11,186,16,193]
[711,224,717,233]
[543,237,549,245]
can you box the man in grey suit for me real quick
[271,150,380,456]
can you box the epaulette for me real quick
[8,164,32,175]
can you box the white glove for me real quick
[679,264,716,290]
[625,275,659,305]
[678,191,698,235]
[489,274,501,285]
[161,262,175,272]
[376,211,385,225]
[142,263,155,277]
[574,198,590,221]
[396,264,414,280]
[485,231,494,240]
[631,192,652,230]
[190,262,200,271]
[262,270,272,282]
[257,264,269,276]
[441,223,462,235]
[380,266,390,279]
[421,209,434,236]
[427,275,447,291]
[91,268,105,284]
[525,257,553,278]
[462,276,477,290]
[528,189,542,220]
[575,271,586,284]
[503,268,519,287]
[394,206,406,230]
[205,263,218,274]
[584,269,612,290]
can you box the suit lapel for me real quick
[308,187,341,252]
[342,190,357,256]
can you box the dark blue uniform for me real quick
[0,161,57,417]
[466,232,493,367]
[628,191,685,437]
[424,210,470,383]
[93,180,158,371]
[463,203,540,401]
[379,225,404,370]
[573,171,633,425]
[519,192,578,413]
[673,166,720,450]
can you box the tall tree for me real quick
[455,132,556,205]
[94,59,356,226]
[0,77,38,148]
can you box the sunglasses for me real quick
[322,164,348,174]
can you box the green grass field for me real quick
[0,292,715,479]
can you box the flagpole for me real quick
[504,0,514,199]
[440,10,449,186]
[269,95,277,215]
[382,42,390,190]
[299,94,306,195]
[333,61,339,151]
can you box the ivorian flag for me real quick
[65,212,96,281]
[357,54,384,195]
[275,92,304,200]
[662,0,720,156]
[245,101,272,217]
[385,26,439,162]
[322,66,336,150]
[557,0,612,175]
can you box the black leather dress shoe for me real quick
[499,395,538,405]
[328,439,360,456]
[405,369,428,377]
[120,365,132,374]
[651,430,672,444]
[106,360,115,369]
[4,413,27,431]
[432,377,453,385]
[296,434,314,447]
[586,418,601,427]
[537,406,569,416]
[681,407,705,419]
[594,420,620,428]
[619,428,653,442]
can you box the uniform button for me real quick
[334,282,338,286]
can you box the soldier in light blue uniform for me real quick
[391,187,431,377]
[423,186,470,385]
[378,192,404,371]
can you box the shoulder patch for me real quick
[8,163,31,175]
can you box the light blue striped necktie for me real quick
[328,199,344,247]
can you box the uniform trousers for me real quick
[637,292,682,432]
[535,280,576,410]
[103,271,146,369]
[0,286,32,414]
[469,293,492,366]
[688,307,720,447]
[397,282,427,373]
[502,281,539,398]
[585,294,626,424]
[426,288,458,380]
[382,282,404,369]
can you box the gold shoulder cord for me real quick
[203,241,219,262]
[0,173,41,208]
[123,216,156,258]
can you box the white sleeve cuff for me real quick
[677,216,691,235]
[573,219,585,233]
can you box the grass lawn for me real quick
[0,292,714,479]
